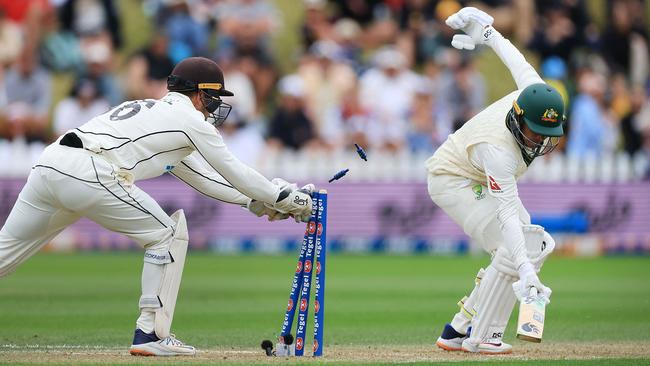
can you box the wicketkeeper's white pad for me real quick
[139,210,189,339]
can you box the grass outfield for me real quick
[0,253,649,365]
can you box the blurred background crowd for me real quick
[0,0,649,180]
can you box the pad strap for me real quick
[139,295,162,309]
[144,250,173,265]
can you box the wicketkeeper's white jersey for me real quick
[63,92,280,205]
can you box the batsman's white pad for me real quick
[139,210,189,339]
[493,225,556,276]
[467,265,517,345]
[450,268,485,334]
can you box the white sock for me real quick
[136,311,156,334]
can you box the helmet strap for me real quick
[506,108,535,166]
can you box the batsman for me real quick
[427,8,564,354]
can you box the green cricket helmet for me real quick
[506,83,566,165]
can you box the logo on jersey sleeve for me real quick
[488,176,502,193]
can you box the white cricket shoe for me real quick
[461,338,513,354]
[130,329,196,356]
[435,324,467,352]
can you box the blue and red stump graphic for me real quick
[279,190,327,356]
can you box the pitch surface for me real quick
[1,253,648,365]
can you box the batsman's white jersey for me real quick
[0,92,280,276]
[426,29,544,269]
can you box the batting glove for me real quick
[446,7,499,50]
[514,262,552,304]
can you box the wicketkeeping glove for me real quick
[266,179,315,223]
[246,199,291,221]
[446,7,499,50]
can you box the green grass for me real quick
[0,253,649,365]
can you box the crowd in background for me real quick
[0,0,649,176]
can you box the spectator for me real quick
[601,0,649,85]
[0,9,23,67]
[620,86,646,156]
[330,0,381,27]
[59,0,123,50]
[79,39,122,106]
[214,55,263,164]
[330,0,398,50]
[159,0,209,63]
[331,18,363,71]
[435,51,486,132]
[567,70,619,158]
[267,75,317,151]
[301,0,335,50]
[394,0,460,67]
[125,32,175,100]
[220,57,257,125]
[52,77,109,136]
[0,0,51,51]
[527,1,586,62]
[406,78,451,154]
[318,80,371,150]
[359,46,420,151]
[213,0,281,113]
[0,67,6,110]
[38,6,85,73]
[0,50,51,142]
[213,0,279,61]
[298,40,357,145]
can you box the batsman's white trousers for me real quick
[0,144,175,277]
[427,173,530,254]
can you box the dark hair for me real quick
[70,77,101,98]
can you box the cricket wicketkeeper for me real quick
[427,8,565,354]
[0,57,314,356]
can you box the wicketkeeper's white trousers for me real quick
[0,144,175,277]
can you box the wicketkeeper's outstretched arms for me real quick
[171,153,311,222]
[446,7,544,90]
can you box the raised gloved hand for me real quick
[246,199,291,221]
[267,179,315,223]
[513,262,552,304]
[445,7,498,50]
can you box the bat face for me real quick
[516,293,546,343]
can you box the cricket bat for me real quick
[516,287,546,342]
